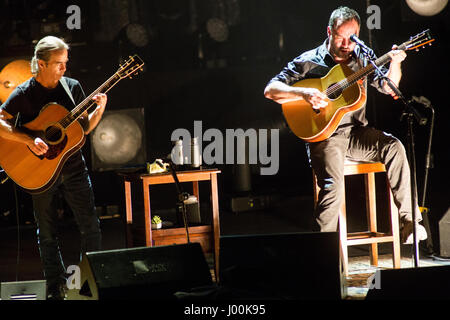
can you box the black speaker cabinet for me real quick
[219,232,344,300]
[66,243,212,300]
[439,207,450,258]
[366,265,450,300]
[90,108,146,171]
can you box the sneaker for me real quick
[401,220,428,244]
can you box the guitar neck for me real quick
[332,42,409,95]
[60,73,122,129]
[346,52,392,85]
[329,53,390,97]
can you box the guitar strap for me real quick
[59,77,76,107]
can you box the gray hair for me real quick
[328,6,361,30]
[31,36,69,75]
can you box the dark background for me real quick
[0,0,448,249]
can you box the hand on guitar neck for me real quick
[84,93,108,135]
[384,45,407,99]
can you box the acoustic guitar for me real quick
[0,55,144,194]
[281,30,434,143]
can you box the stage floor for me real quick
[1,194,449,301]
[346,252,450,299]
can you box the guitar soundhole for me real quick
[42,125,68,160]
[44,125,63,144]
[326,84,342,100]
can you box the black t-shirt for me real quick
[0,76,89,172]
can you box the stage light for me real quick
[0,60,33,103]
[125,23,149,48]
[406,0,448,16]
[206,18,229,42]
[90,108,146,171]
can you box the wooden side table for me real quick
[120,169,221,279]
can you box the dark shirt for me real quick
[269,39,388,132]
[0,76,89,173]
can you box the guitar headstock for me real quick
[117,55,145,79]
[401,29,435,52]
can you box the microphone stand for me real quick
[411,97,450,261]
[364,52,425,268]
[164,160,191,243]
[385,77,425,268]
[415,97,435,256]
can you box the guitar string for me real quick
[63,73,119,125]
[44,62,140,138]
[324,36,419,96]
[323,53,391,99]
[43,72,119,138]
[65,61,142,125]
[321,37,418,99]
[44,56,142,137]
[323,37,428,97]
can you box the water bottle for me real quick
[191,137,201,168]
[171,139,184,165]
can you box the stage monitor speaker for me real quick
[439,207,450,257]
[219,232,344,300]
[90,108,146,171]
[1,280,46,300]
[66,242,212,300]
[365,265,450,300]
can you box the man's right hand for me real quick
[301,88,329,111]
[264,81,330,107]
[28,137,49,156]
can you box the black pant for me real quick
[307,126,421,232]
[32,166,101,288]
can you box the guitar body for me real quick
[281,63,366,142]
[0,103,85,194]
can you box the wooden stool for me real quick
[313,161,401,276]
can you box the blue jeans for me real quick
[32,166,101,288]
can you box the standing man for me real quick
[264,7,426,243]
[0,36,107,299]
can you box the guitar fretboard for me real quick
[325,52,393,98]
[59,73,122,129]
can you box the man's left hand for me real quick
[92,93,107,112]
[389,45,406,65]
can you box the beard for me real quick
[330,46,353,62]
